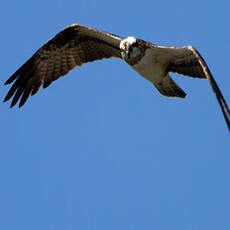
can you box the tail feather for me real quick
[154,74,186,98]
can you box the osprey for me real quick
[4,23,230,131]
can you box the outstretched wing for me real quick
[150,44,230,131]
[4,24,123,107]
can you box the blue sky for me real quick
[1,1,230,230]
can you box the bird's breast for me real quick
[131,48,166,84]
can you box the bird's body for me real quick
[128,46,186,98]
[132,48,167,84]
[4,23,230,131]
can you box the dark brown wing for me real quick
[4,24,123,107]
[150,44,230,131]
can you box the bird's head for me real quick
[120,36,141,60]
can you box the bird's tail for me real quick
[154,74,186,98]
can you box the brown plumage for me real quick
[4,24,122,107]
[4,23,230,131]
[156,44,230,129]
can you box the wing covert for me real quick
[4,24,122,107]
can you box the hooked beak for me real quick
[121,48,130,59]
[127,50,131,59]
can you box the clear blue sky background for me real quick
[1,1,230,230]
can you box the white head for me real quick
[119,36,137,51]
[120,36,141,60]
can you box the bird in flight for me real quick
[4,23,230,131]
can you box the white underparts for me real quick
[131,48,166,85]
